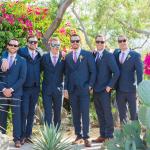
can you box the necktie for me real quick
[120,52,125,64]
[32,52,35,60]
[52,56,57,66]
[9,56,14,68]
[73,51,77,63]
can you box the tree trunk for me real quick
[42,0,74,50]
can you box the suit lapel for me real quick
[123,50,132,64]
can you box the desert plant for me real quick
[105,120,145,150]
[33,124,72,150]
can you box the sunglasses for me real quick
[118,39,127,43]
[8,43,19,47]
[71,40,80,43]
[51,43,60,48]
[96,41,105,44]
[28,41,38,44]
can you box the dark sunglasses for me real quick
[96,41,105,44]
[8,43,19,47]
[28,41,38,44]
[71,40,80,43]
[51,43,60,48]
[118,39,127,43]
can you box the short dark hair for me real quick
[118,35,127,41]
[95,34,105,41]
[7,38,19,45]
[27,35,38,42]
[70,34,80,41]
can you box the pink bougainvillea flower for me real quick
[35,7,41,15]
[25,19,33,28]
[27,6,33,14]
[17,17,24,24]
[36,29,43,38]
[59,28,66,35]
[42,8,49,15]
[0,16,4,24]
[3,14,15,25]
[144,53,150,76]
[65,21,71,27]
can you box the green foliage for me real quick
[33,124,72,150]
[137,80,150,106]
[105,121,145,150]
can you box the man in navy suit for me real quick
[92,35,120,143]
[1,35,42,144]
[0,39,27,148]
[64,34,96,147]
[113,35,143,124]
[41,37,65,128]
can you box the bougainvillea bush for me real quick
[144,53,150,79]
[0,0,77,53]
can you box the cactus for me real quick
[137,80,150,106]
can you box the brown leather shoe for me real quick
[20,138,26,145]
[92,137,105,143]
[72,136,83,145]
[15,140,21,148]
[84,139,91,147]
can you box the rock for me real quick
[0,132,9,150]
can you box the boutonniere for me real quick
[127,54,131,60]
[14,59,17,65]
[79,55,83,62]
[60,56,65,62]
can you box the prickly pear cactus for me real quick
[137,80,150,106]
[139,105,150,129]
[0,132,9,150]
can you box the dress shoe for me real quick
[72,136,83,144]
[15,140,21,148]
[92,137,106,143]
[84,139,91,147]
[20,138,26,145]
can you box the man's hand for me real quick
[64,90,69,99]
[3,88,13,97]
[106,86,112,93]
[89,86,93,94]
[1,59,9,72]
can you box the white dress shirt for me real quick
[28,49,37,59]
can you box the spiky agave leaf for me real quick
[33,124,72,150]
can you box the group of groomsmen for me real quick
[0,33,143,148]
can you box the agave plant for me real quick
[33,124,72,150]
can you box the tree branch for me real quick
[72,6,93,50]
[42,0,74,50]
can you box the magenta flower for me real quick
[35,7,41,15]
[25,19,33,29]
[59,28,66,35]
[144,53,150,76]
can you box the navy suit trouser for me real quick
[0,95,21,142]
[21,87,39,138]
[69,90,90,139]
[42,91,62,129]
[116,90,137,123]
[93,91,114,138]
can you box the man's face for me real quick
[50,40,60,54]
[27,37,38,50]
[95,36,106,51]
[118,36,128,51]
[70,36,80,50]
[7,40,19,54]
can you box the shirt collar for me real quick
[73,47,81,54]
[28,48,37,55]
[121,49,130,54]
[8,53,17,58]
[98,49,104,55]
[50,51,60,58]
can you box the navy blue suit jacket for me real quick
[64,49,96,94]
[94,49,120,92]
[113,49,143,92]
[2,46,42,88]
[0,53,27,96]
[41,52,65,95]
